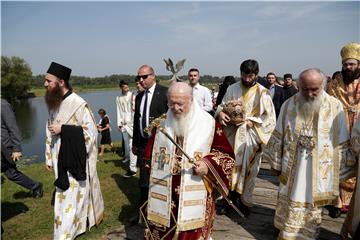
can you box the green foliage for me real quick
[1,56,33,102]
[1,141,141,240]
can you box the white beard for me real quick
[298,91,323,120]
[167,104,194,137]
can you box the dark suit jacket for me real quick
[133,84,168,149]
[283,85,298,101]
[1,99,22,153]
[271,85,285,119]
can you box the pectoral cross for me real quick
[298,135,315,152]
[298,120,315,156]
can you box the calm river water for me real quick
[13,90,125,163]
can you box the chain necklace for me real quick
[298,112,315,155]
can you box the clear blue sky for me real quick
[2,1,359,78]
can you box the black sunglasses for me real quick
[136,73,153,81]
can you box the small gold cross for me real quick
[65,204,73,213]
[57,192,66,203]
[55,216,62,229]
[76,191,83,203]
[69,180,77,192]
[63,231,71,239]
[73,215,80,225]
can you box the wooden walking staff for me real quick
[144,114,245,218]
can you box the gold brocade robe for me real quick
[327,75,358,210]
[216,82,276,206]
[327,75,360,131]
[143,101,235,240]
[263,92,354,240]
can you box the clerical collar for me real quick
[62,91,72,100]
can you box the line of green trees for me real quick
[1,56,226,102]
[31,74,223,87]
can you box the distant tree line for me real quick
[1,55,241,102]
[31,74,224,87]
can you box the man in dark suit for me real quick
[266,72,285,118]
[132,65,168,208]
[1,99,43,198]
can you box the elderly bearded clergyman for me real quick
[263,68,354,240]
[142,82,235,240]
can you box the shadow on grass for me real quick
[104,159,129,173]
[13,190,32,199]
[111,173,140,224]
[1,175,5,184]
[1,202,29,222]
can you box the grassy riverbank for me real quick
[1,143,140,240]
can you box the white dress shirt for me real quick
[192,83,213,112]
[139,83,156,137]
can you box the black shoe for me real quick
[123,171,136,179]
[216,198,229,215]
[326,205,341,218]
[129,214,140,225]
[32,183,43,198]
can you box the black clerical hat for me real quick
[47,62,72,81]
[283,73,292,79]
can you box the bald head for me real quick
[298,68,326,101]
[137,65,156,90]
[168,82,192,97]
[167,82,193,118]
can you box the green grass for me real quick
[1,142,140,240]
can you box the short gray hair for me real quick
[297,68,327,90]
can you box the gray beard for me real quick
[168,104,194,137]
[298,91,323,120]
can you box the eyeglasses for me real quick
[136,73,153,81]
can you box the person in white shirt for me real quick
[188,68,213,113]
[116,80,137,178]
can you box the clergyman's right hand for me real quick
[219,112,231,126]
[46,165,53,172]
[11,152,22,161]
